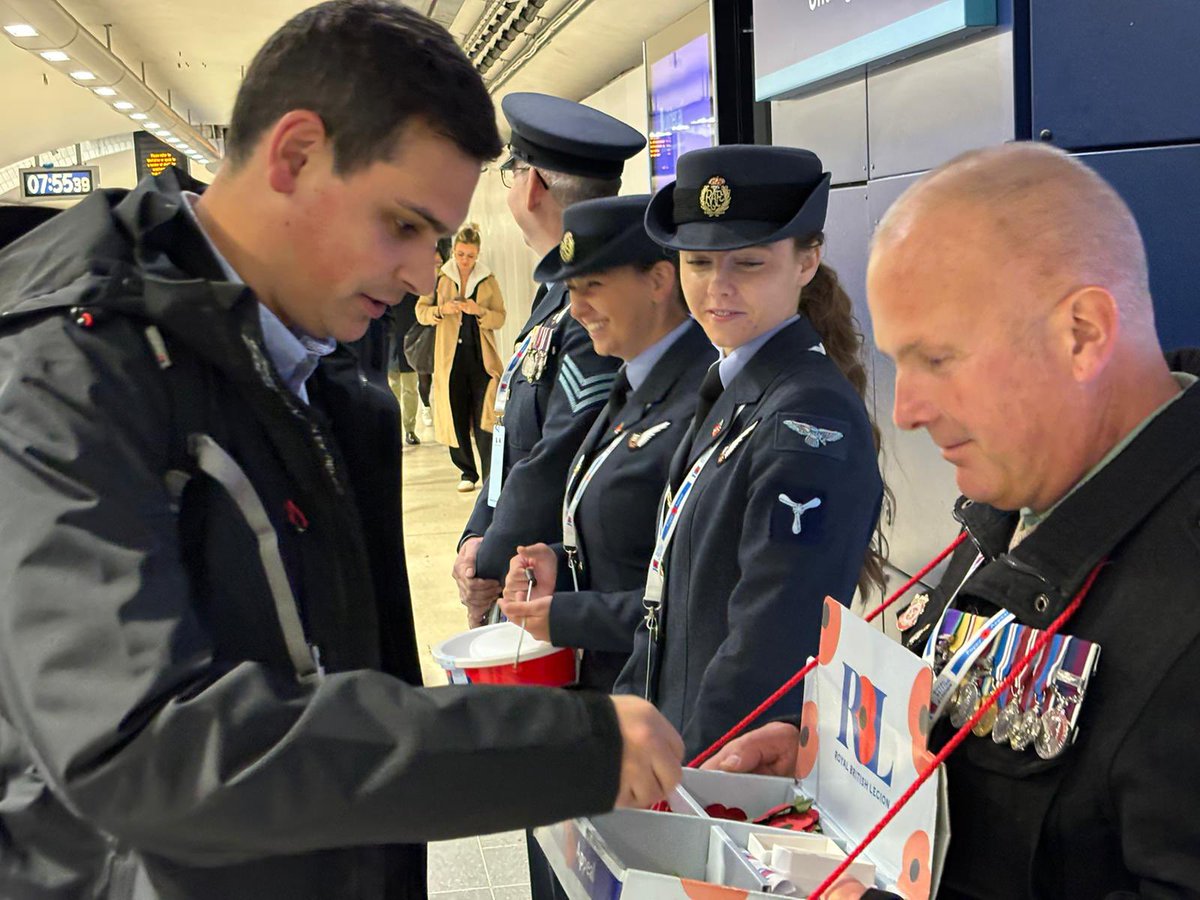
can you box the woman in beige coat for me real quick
[416,225,506,491]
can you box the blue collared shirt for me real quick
[179,192,335,404]
[717,315,801,389]
[624,318,694,392]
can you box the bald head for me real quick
[867,142,1179,514]
[874,142,1154,338]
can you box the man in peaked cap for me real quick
[454,92,647,623]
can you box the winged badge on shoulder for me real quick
[784,420,844,448]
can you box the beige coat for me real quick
[415,258,506,447]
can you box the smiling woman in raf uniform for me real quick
[613,145,888,759]
[496,194,716,691]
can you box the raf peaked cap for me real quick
[645,145,832,251]
[502,92,646,179]
[534,194,666,283]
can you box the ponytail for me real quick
[797,239,894,601]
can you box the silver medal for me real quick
[949,678,981,729]
[1009,701,1042,752]
[521,348,545,382]
[1035,685,1075,760]
[1036,703,1071,759]
[992,699,1018,744]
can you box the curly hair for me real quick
[797,236,894,601]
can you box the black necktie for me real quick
[669,364,723,493]
[572,370,631,484]
[692,363,724,432]
[602,369,632,431]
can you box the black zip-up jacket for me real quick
[897,372,1200,898]
[0,171,622,900]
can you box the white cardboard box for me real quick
[537,597,950,898]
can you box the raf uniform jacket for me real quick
[0,172,623,900]
[616,317,883,759]
[548,319,716,691]
[463,283,621,580]
[892,375,1200,899]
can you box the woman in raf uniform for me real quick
[496,194,716,691]
[610,144,887,760]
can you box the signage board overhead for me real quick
[134,131,186,182]
[754,0,996,100]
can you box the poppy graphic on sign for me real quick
[908,666,935,771]
[681,879,748,900]
[896,830,932,900]
[853,674,880,767]
[837,663,894,786]
[795,700,820,779]
[819,596,841,664]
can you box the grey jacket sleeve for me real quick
[0,316,622,867]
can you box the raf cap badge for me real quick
[700,175,731,218]
[559,231,576,263]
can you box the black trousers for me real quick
[417,371,432,407]
[447,349,491,483]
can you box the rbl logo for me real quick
[836,662,894,786]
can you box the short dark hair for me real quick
[227,1,502,173]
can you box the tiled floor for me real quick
[427,831,532,899]
[400,414,533,899]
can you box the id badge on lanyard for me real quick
[487,308,568,509]
[639,404,746,698]
[487,328,536,509]
[561,431,626,589]
[487,425,505,508]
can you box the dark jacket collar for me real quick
[688,315,825,456]
[956,382,1200,626]
[621,318,711,415]
[729,315,824,405]
[0,168,265,380]
[522,281,568,336]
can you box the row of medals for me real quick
[935,634,1079,760]
[521,324,554,382]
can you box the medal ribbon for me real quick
[494,329,536,419]
[989,622,1021,706]
[495,307,569,418]
[1020,632,1067,712]
[920,553,986,663]
[928,606,1016,721]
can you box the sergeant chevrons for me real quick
[464,282,620,581]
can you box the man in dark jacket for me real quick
[0,4,682,899]
[704,143,1200,899]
